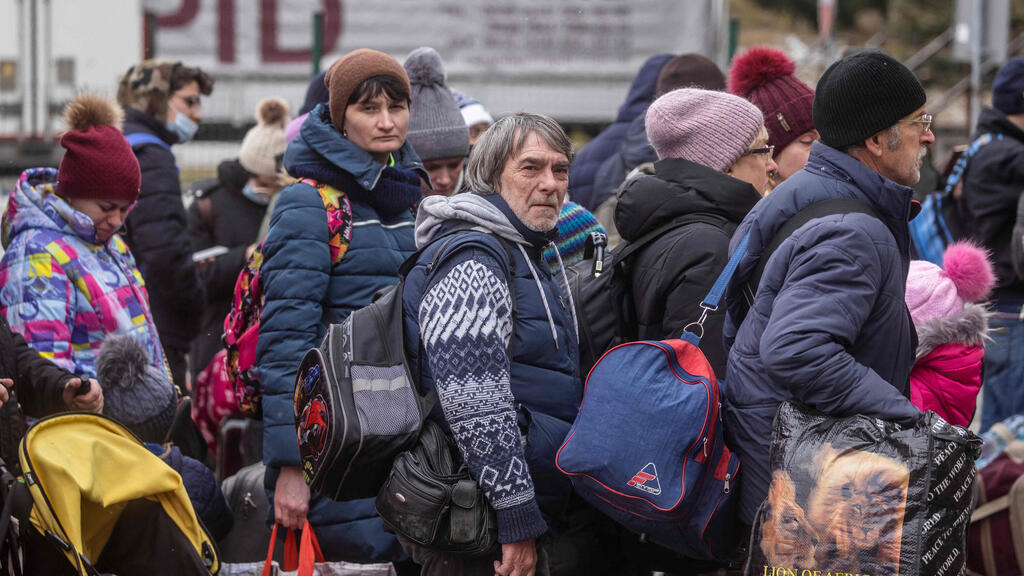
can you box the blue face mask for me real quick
[167,112,198,143]
[241,183,271,205]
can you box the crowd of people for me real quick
[0,39,1021,576]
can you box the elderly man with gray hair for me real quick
[398,113,603,576]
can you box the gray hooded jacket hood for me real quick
[415,193,527,248]
[414,192,579,346]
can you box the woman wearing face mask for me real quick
[186,97,291,388]
[257,49,426,571]
[0,93,165,397]
[728,46,817,193]
[116,59,214,391]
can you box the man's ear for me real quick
[863,131,886,158]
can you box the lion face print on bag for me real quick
[748,403,980,576]
[806,445,910,573]
[760,470,817,567]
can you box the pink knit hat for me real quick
[645,88,763,172]
[906,242,995,326]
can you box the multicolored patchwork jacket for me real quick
[0,168,168,378]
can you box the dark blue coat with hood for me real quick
[722,141,922,524]
[963,107,1024,303]
[121,107,206,353]
[592,112,658,210]
[402,192,581,538]
[256,103,425,562]
[569,54,672,211]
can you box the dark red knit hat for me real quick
[57,93,141,203]
[728,47,815,155]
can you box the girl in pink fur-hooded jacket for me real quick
[905,241,995,426]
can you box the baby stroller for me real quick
[11,412,220,575]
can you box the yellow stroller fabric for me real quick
[18,412,219,575]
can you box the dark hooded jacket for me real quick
[0,313,75,469]
[186,160,268,377]
[722,141,922,524]
[257,103,424,562]
[593,113,658,210]
[615,158,762,379]
[963,107,1024,304]
[147,443,234,541]
[569,54,672,211]
[122,107,206,352]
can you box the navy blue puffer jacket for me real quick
[257,103,424,562]
[722,141,922,524]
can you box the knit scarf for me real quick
[288,162,422,220]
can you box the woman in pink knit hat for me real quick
[905,241,995,426]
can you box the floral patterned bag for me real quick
[222,178,351,419]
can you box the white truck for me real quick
[147,0,728,125]
[0,0,726,174]
[0,0,142,169]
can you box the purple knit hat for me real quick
[728,47,815,155]
[645,88,763,172]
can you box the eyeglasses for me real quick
[176,94,202,109]
[900,113,933,133]
[743,145,775,158]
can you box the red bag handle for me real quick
[261,523,279,576]
[297,521,326,575]
[262,521,325,576]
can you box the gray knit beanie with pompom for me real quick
[403,47,470,163]
[97,334,178,444]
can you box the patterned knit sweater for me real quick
[418,247,547,544]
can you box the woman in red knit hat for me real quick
[729,46,818,193]
[0,92,170,389]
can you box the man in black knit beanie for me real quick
[722,49,934,527]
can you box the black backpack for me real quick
[292,239,453,501]
[566,213,728,376]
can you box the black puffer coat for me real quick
[963,108,1024,302]
[122,107,206,352]
[615,158,762,379]
[187,160,268,377]
[0,314,75,467]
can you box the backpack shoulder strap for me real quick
[124,132,172,151]
[294,178,353,265]
[747,198,879,298]
[612,212,731,267]
[944,132,1004,194]
[682,198,878,344]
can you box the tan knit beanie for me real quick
[239,98,290,178]
[325,49,410,133]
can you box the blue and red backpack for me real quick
[555,233,749,561]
